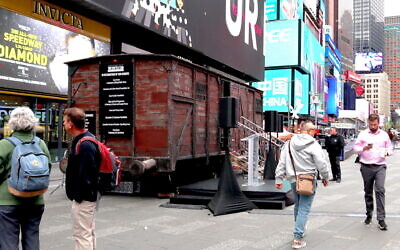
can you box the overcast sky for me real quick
[385,0,400,17]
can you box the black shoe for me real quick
[364,216,372,225]
[329,178,337,181]
[378,220,387,230]
[336,179,341,183]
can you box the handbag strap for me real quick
[288,141,316,178]
[288,141,298,178]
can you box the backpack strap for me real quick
[75,136,99,154]
[5,136,39,146]
[1,137,23,185]
[5,136,23,147]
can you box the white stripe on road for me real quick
[41,224,71,236]
[203,239,250,250]
[160,221,214,235]
[96,226,135,238]
[135,215,177,226]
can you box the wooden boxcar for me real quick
[67,54,263,193]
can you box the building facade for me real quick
[353,0,384,53]
[360,72,391,117]
[338,0,354,71]
[384,16,400,112]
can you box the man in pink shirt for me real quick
[353,114,392,230]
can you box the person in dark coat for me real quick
[325,127,345,183]
[64,107,100,250]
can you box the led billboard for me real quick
[265,19,300,67]
[301,22,325,94]
[90,0,264,81]
[252,68,309,114]
[0,8,110,96]
[265,0,278,21]
[355,52,383,73]
[326,77,338,116]
[280,0,303,20]
[265,0,303,21]
[294,69,310,114]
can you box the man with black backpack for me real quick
[0,107,51,250]
[64,107,100,250]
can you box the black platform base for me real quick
[170,177,294,210]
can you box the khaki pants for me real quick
[71,200,97,250]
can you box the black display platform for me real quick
[170,178,294,209]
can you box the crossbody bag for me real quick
[288,142,315,195]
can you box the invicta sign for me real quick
[32,0,83,30]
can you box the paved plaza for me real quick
[41,150,400,250]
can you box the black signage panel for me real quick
[85,111,96,135]
[89,0,264,81]
[99,62,133,137]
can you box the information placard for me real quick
[85,111,96,135]
[99,62,133,137]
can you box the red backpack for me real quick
[76,137,122,192]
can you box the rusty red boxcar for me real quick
[67,54,263,194]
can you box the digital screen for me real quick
[265,0,278,21]
[326,77,338,115]
[265,19,300,67]
[294,69,309,115]
[301,22,325,94]
[253,69,291,112]
[91,0,264,81]
[280,0,303,20]
[265,0,303,21]
[0,7,110,96]
[252,68,309,114]
[355,52,383,73]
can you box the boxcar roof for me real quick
[65,54,263,93]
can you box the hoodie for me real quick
[275,133,330,184]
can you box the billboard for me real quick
[89,0,264,81]
[355,52,383,73]
[252,68,309,114]
[301,22,325,94]
[265,0,279,21]
[303,0,318,18]
[0,8,110,96]
[280,0,303,20]
[326,77,338,115]
[294,69,310,114]
[265,0,303,21]
[265,19,300,67]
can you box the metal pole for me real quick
[315,103,318,129]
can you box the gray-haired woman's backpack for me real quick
[5,136,50,197]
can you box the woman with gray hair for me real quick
[0,106,51,250]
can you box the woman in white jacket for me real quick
[275,121,330,249]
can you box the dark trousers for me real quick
[0,205,44,250]
[328,154,341,180]
[360,164,386,220]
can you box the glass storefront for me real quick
[0,94,67,162]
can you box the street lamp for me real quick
[310,93,320,129]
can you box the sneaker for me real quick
[329,178,337,181]
[336,179,341,183]
[364,216,372,225]
[292,239,306,249]
[378,220,388,230]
